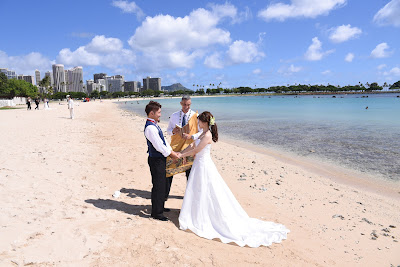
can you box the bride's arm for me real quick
[180,142,195,154]
[180,133,211,158]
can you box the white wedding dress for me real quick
[179,139,289,247]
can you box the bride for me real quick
[177,111,289,248]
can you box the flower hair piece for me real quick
[209,116,215,126]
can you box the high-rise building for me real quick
[124,81,140,92]
[86,79,94,94]
[97,79,106,91]
[0,68,18,79]
[22,75,34,85]
[52,64,66,92]
[143,76,161,91]
[94,73,107,83]
[35,70,40,85]
[86,80,101,94]
[45,71,54,86]
[105,75,124,93]
[65,66,83,92]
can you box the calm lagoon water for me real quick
[118,93,400,181]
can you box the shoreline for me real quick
[119,102,400,200]
[222,135,400,200]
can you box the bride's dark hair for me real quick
[198,111,218,142]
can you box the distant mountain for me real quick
[161,83,191,92]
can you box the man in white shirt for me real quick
[165,95,202,200]
[144,101,179,221]
[67,95,74,119]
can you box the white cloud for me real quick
[128,4,259,71]
[112,0,144,20]
[204,40,265,69]
[258,0,346,22]
[345,53,354,62]
[370,43,391,58]
[253,68,262,74]
[373,0,400,27]
[305,37,334,61]
[278,64,302,75]
[0,50,54,76]
[288,64,302,73]
[322,70,331,75]
[384,67,400,76]
[204,52,224,69]
[227,40,265,64]
[329,24,362,43]
[128,5,236,70]
[86,35,123,53]
[57,35,136,69]
[58,47,100,66]
[377,64,387,70]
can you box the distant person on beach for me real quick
[165,95,202,201]
[26,97,31,110]
[67,95,74,119]
[177,111,289,247]
[144,101,179,221]
[44,98,49,110]
[34,98,39,110]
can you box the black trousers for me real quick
[165,168,191,201]
[148,156,166,218]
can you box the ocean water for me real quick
[118,93,400,181]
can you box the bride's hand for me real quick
[182,133,191,140]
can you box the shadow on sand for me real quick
[120,187,183,200]
[85,197,180,228]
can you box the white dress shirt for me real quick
[68,99,74,109]
[144,118,172,157]
[167,109,202,139]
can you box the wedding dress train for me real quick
[179,140,289,247]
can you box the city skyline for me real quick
[0,0,399,89]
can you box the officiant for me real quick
[165,95,202,201]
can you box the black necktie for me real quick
[182,114,186,126]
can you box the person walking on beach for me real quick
[144,101,179,221]
[67,95,74,119]
[26,97,32,110]
[177,111,289,247]
[34,98,40,110]
[165,95,201,201]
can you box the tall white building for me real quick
[52,64,66,92]
[35,69,40,85]
[97,79,106,91]
[86,79,101,94]
[65,66,83,92]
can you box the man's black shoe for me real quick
[164,208,171,212]
[151,216,169,221]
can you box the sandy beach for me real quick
[0,100,399,266]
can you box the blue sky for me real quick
[0,0,399,89]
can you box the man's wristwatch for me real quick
[191,135,194,140]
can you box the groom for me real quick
[144,101,179,221]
